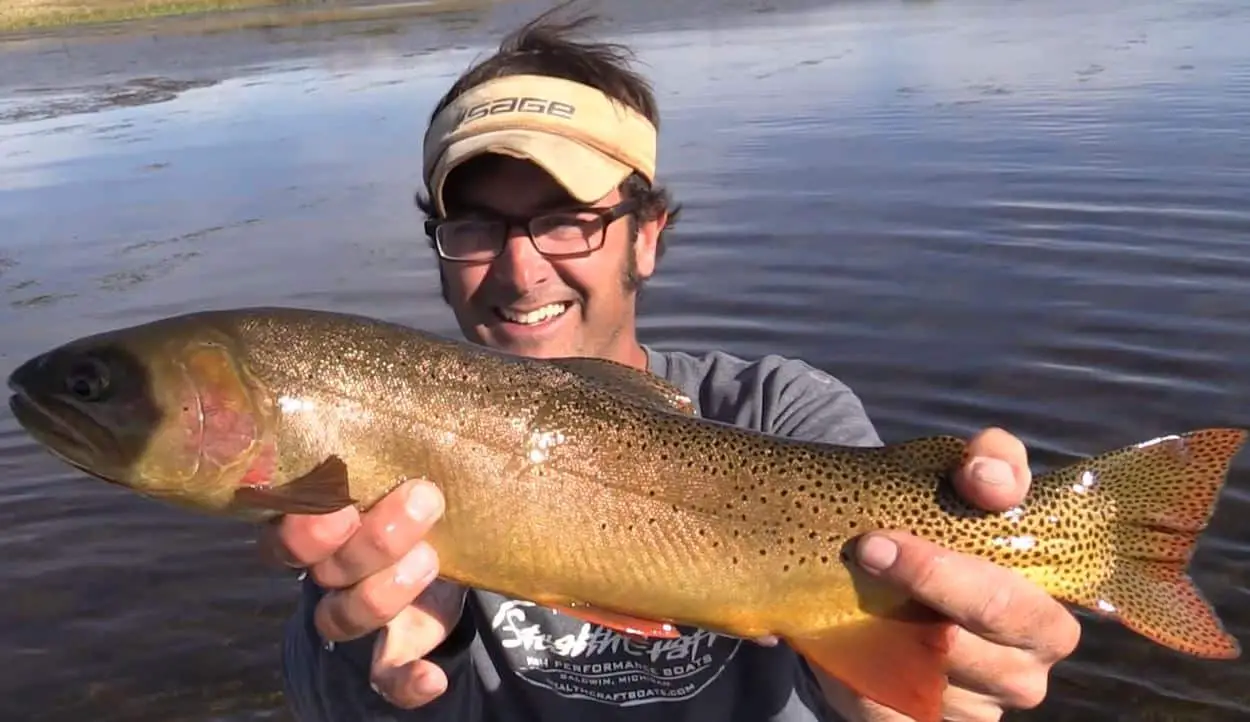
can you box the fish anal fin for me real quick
[787,601,954,722]
[548,357,696,416]
[537,596,681,640]
[232,455,356,515]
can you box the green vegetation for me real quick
[0,0,313,33]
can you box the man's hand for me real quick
[819,427,1082,722]
[257,479,466,708]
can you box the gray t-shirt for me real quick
[282,347,883,722]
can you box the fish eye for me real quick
[65,356,111,402]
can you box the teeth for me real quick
[498,302,568,325]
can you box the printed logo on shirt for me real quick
[488,598,743,706]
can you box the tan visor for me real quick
[422,74,658,217]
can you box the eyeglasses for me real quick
[425,198,639,262]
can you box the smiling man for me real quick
[263,9,1080,722]
[426,149,654,363]
[420,65,666,367]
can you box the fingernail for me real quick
[288,512,357,567]
[858,535,899,573]
[405,480,443,522]
[414,668,446,698]
[320,508,359,540]
[370,680,397,706]
[395,543,437,586]
[969,457,1013,486]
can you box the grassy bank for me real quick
[0,0,315,33]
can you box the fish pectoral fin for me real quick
[547,357,696,416]
[786,601,954,722]
[541,598,682,640]
[231,455,356,515]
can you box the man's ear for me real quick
[634,210,667,279]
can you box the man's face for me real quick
[436,156,663,362]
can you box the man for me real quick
[262,9,1081,722]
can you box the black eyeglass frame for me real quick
[424,197,641,262]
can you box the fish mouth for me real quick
[8,390,119,482]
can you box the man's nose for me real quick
[490,226,550,292]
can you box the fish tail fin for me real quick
[1046,428,1246,659]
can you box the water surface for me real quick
[1,0,1249,719]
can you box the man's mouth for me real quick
[494,302,572,326]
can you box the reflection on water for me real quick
[1,0,1249,719]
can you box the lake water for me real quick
[1,0,1248,719]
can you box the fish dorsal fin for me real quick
[871,435,968,478]
[547,357,696,416]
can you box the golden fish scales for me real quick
[6,306,1244,722]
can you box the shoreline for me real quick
[1,0,304,33]
[0,0,487,39]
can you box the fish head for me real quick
[7,319,269,511]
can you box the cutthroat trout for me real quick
[6,306,1244,722]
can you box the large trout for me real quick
[6,306,1244,722]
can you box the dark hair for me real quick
[413,2,680,263]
